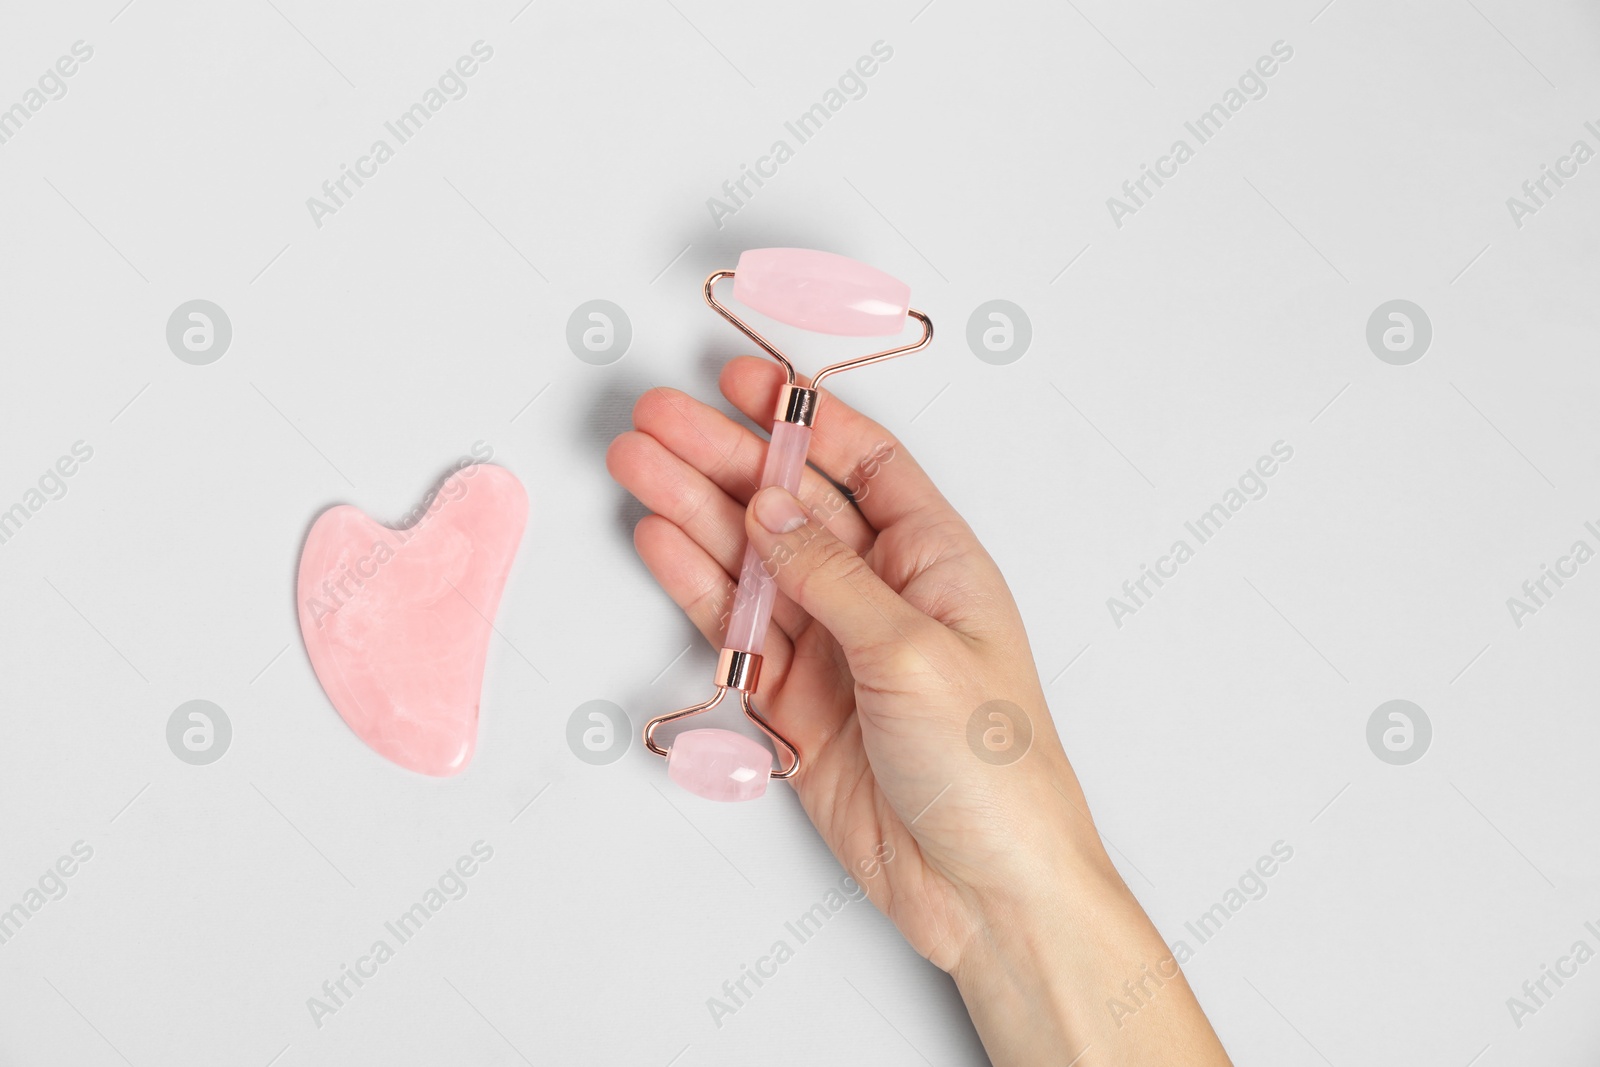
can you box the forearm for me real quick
[951,858,1232,1067]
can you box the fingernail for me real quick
[754,487,807,534]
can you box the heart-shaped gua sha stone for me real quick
[297,464,527,777]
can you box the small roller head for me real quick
[732,248,911,337]
[667,728,772,801]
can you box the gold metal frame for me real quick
[641,676,801,781]
[702,269,935,401]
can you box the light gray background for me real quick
[0,0,1596,1064]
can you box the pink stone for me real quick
[296,465,528,777]
[722,421,812,656]
[732,248,912,336]
[666,729,772,801]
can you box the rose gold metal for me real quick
[641,647,797,779]
[643,688,726,760]
[741,690,799,780]
[775,384,818,427]
[702,271,935,396]
[704,270,796,384]
[812,308,934,391]
[715,648,762,692]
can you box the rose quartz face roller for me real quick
[643,248,933,801]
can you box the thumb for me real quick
[745,486,941,690]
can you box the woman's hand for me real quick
[608,356,1231,1066]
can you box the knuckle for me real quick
[728,430,764,482]
[811,535,867,582]
[854,628,948,693]
[846,438,899,493]
[789,535,858,602]
[878,640,931,680]
[686,575,732,627]
[802,483,851,523]
[674,484,713,527]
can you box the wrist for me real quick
[951,853,1135,1046]
[945,796,1231,1066]
[948,752,1131,961]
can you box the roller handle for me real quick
[722,420,813,656]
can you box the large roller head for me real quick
[731,248,912,337]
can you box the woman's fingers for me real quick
[607,430,812,639]
[632,514,856,759]
[632,386,876,553]
[743,487,952,700]
[631,514,793,679]
[607,430,742,570]
[717,358,1014,637]
[719,356,966,535]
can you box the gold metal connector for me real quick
[715,648,762,692]
[775,384,817,427]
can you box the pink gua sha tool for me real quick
[643,248,933,801]
[297,464,528,777]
